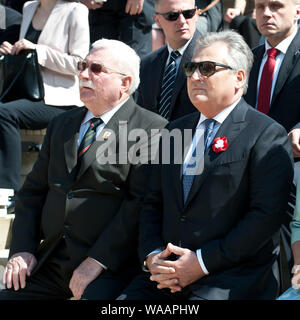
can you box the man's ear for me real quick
[235,69,246,91]
[154,14,161,28]
[121,76,132,94]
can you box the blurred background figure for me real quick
[80,0,154,58]
[223,0,261,48]
[0,3,22,43]
[0,0,89,199]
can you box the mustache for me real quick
[79,80,96,90]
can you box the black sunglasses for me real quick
[155,8,197,21]
[77,60,127,76]
[184,61,234,77]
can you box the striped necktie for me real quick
[158,50,181,119]
[182,119,216,203]
[78,117,103,159]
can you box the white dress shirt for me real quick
[256,29,298,107]
[165,38,192,77]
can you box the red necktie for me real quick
[257,48,280,114]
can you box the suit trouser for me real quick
[118,272,199,301]
[0,99,74,191]
[89,10,152,58]
[0,240,140,300]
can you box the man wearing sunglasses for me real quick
[135,0,201,121]
[245,0,300,158]
[244,0,300,294]
[120,31,294,300]
[0,39,167,300]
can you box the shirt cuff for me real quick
[196,249,209,275]
[89,257,107,270]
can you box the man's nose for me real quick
[176,12,187,24]
[191,68,205,81]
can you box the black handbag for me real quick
[0,49,44,103]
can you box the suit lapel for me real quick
[152,47,169,112]
[271,30,300,106]
[169,31,199,118]
[246,45,264,107]
[64,107,87,174]
[184,99,249,207]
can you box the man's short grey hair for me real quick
[91,39,140,95]
[193,30,254,94]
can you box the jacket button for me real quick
[67,193,74,199]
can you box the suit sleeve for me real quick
[9,120,54,257]
[87,118,167,272]
[201,122,294,274]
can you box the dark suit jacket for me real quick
[135,31,200,121]
[9,97,167,276]
[244,29,300,133]
[139,98,294,300]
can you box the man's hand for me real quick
[149,243,206,293]
[288,128,300,158]
[3,252,37,291]
[224,8,241,23]
[80,0,103,10]
[69,257,103,300]
[125,0,144,15]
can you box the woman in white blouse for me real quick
[0,0,89,193]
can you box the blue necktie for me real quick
[182,119,216,203]
[78,117,103,159]
[158,50,180,119]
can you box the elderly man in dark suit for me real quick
[136,0,200,121]
[120,30,294,300]
[0,39,167,300]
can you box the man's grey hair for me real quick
[91,39,140,95]
[193,30,254,94]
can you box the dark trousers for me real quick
[89,10,152,58]
[118,272,198,301]
[0,99,74,191]
[0,240,140,300]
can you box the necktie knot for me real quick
[267,48,279,59]
[78,117,103,159]
[170,50,180,62]
[89,117,103,129]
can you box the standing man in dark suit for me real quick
[0,39,167,300]
[120,31,294,300]
[136,0,200,121]
[80,0,155,58]
[244,0,300,157]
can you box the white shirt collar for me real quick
[167,38,192,56]
[265,28,298,55]
[82,97,129,126]
[197,97,241,128]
